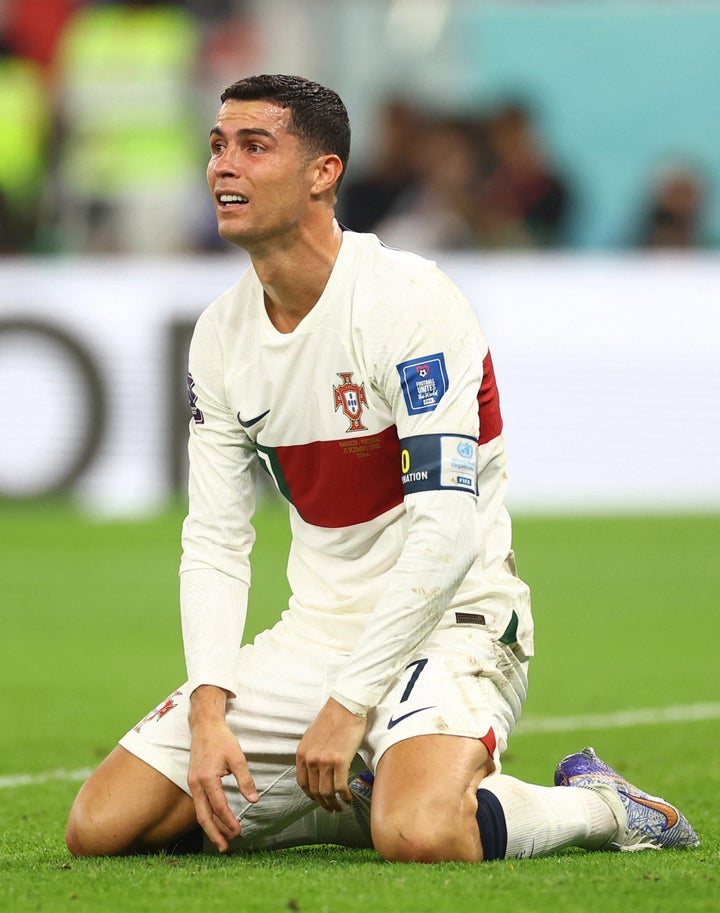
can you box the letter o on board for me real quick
[0,319,106,499]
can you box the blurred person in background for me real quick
[0,34,50,252]
[183,0,258,105]
[3,0,80,73]
[184,0,262,251]
[635,161,713,249]
[348,98,571,255]
[372,114,486,254]
[48,0,204,254]
[339,99,424,235]
[473,100,572,249]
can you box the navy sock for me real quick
[475,788,508,860]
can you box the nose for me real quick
[210,145,241,178]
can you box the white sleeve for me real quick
[181,568,248,697]
[179,311,257,697]
[330,487,480,714]
[331,268,503,713]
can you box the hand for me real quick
[296,697,367,813]
[187,686,258,853]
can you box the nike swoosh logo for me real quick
[237,409,270,428]
[387,706,436,729]
[621,791,679,830]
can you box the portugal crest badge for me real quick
[333,372,368,432]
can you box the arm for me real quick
[180,310,259,848]
[330,486,483,710]
[329,274,506,713]
[187,684,258,852]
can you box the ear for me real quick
[310,154,344,196]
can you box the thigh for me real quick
[371,733,491,862]
[120,624,351,843]
[66,745,197,856]
[363,626,529,775]
[223,627,368,841]
[375,732,492,810]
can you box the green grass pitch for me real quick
[1,500,718,912]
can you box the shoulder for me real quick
[343,230,474,321]
[190,266,258,364]
[345,229,438,281]
[192,265,260,351]
[198,266,257,330]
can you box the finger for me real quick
[204,779,242,839]
[335,778,353,807]
[228,756,259,805]
[214,812,241,840]
[305,763,335,811]
[297,754,342,812]
[330,758,353,807]
[295,749,317,799]
[319,767,344,813]
[305,764,323,806]
[296,761,312,800]
[191,787,230,853]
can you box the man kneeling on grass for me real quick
[66,74,699,861]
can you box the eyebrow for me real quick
[209,126,277,142]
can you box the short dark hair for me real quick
[221,75,351,189]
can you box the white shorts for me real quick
[120,618,528,844]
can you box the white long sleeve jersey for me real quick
[180,230,533,714]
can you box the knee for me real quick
[65,811,95,858]
[372,825,445,863]
[65,793,126,857]
[65,806,102,857]
[372,809,479,864]
[66,774,146,857]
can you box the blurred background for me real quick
[1,0,719,514]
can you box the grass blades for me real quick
[1,501,718,912]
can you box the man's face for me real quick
[207,99,316,249]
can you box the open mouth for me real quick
[218,194,249,207]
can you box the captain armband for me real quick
[399,433,478,496]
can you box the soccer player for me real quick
[66,75,698,861]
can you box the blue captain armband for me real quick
[399,434,478,496]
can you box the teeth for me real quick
[219,194,248,204]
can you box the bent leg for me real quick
[368,735,618,863]
[66,745,197,857]
[371,734,493,862]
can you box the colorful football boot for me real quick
[349,769,374,842]
[554,746,699,851]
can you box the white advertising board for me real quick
[1,254,718,515]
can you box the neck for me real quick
[250,218,343,334]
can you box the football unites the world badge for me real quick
[333,372,368,432]
[396,352,448,415]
